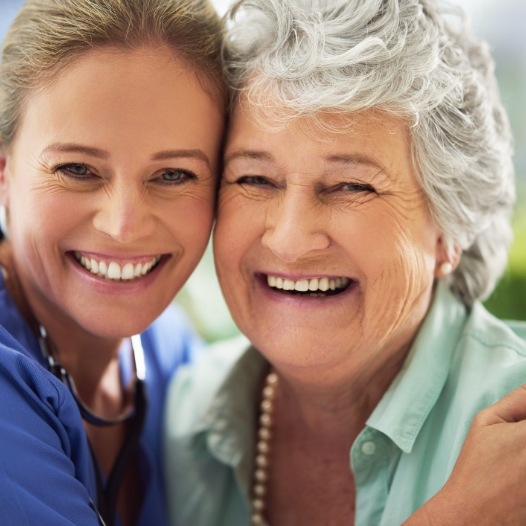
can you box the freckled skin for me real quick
[214,105,443,389]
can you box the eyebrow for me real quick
[41,143,110,160]
[151,149,211,167]
[41,143,212,167]
[224,150,274,165]
[324,153,384,170]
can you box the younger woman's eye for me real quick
[56,163,94,178]
[160,169,197,184]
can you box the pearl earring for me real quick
[0,205,8,238]
[439,261,453,276]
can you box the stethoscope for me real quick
[38,325,148,526]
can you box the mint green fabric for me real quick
[164,282,526,526]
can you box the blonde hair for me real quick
[0,0,226,147]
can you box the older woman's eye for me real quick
[340,182,376,193]
[160,169,197,184]
[237,175,273,186]
[56,163,94,178]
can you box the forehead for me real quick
[11,45,222,148]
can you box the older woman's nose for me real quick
[261,191,330,262]
[93,184,156,243]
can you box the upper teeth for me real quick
[267,275,350,292]
[75,252,161,281]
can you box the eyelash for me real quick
[236,175,273,186]
[337,182,376,193]
[157,168,197,185]
[56,163,95,179]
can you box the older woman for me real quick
[165,0,526,524]
[0,0,225,524]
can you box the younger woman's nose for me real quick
[93,183,156,244]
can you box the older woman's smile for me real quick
[265,274,352,295]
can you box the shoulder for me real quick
[460,302,526,361]
[0,328,99,521]
[445,303,526,412]
[165,335,251,435]
[0,325,82,433]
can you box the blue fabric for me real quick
[0,272,202,525]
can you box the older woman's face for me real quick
[0,46,223,338]
[215,105,443,379]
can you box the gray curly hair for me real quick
[222,0,515,305]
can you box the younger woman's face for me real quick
[0,46,224,339]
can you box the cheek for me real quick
[353,202,438,274]
[362,231,437,335]
[215,190,264,259]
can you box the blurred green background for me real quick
[484,187,526,319]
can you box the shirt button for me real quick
[361,440,376,456]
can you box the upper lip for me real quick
[70,250,167,264]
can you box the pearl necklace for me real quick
[251,371,279,526]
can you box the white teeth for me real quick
[283,279,295,291]
[107,262,121,280]
[266,275,350,293]
[121,263,134,280]
[74,252,161,281]
[294,279,309,292]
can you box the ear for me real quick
[434,234,461,278]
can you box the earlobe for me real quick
[435,235,461,278]
[438,261,453,276]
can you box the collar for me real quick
[367,281,468,453]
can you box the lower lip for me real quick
[68,253,168,293]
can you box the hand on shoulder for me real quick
[405,385,526,525]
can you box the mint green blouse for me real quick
[164,283,526,526]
